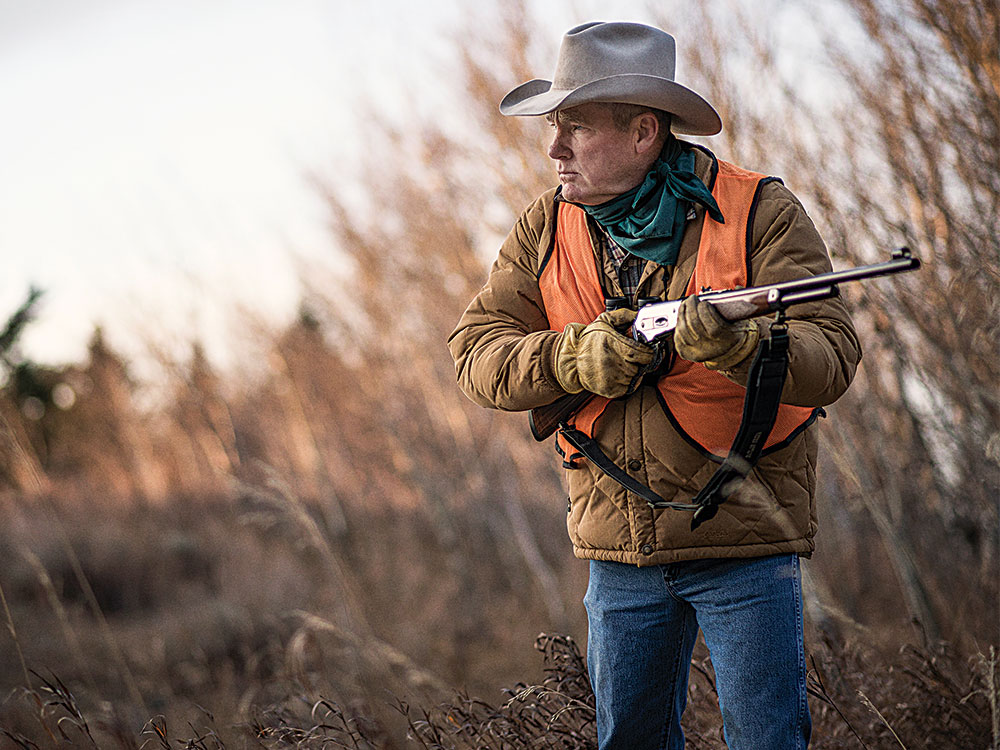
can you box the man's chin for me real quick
[561,186,594,205]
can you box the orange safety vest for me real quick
[538,160,817,461]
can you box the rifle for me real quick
[530,247,921,441]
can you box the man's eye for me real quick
[547,120,583,133]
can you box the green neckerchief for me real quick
[579,138,725,267]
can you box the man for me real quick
[448,21,859,750]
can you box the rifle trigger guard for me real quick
[623,339,669,396]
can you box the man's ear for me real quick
[633,112,662,156]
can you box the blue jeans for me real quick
[584,555,811,750]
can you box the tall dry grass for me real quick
[661,0,999,648]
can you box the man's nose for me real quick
[548,129,570,161]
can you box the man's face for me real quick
[546,103,652,205]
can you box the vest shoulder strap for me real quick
[689,160,769,295]
[538,201,606,330]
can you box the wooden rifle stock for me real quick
[530,391,594,441]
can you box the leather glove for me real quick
[674,296,760,370]
[553,308,655,398]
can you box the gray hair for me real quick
[605,103,672,133]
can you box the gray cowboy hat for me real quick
[499,21,722,136]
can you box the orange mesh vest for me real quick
[538,160,816,459]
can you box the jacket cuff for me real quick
[539,329,569,392]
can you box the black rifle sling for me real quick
[558,426,700,512]
[687,322,790,529]
[556,321,791,529]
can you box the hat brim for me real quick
[499,74,722,136]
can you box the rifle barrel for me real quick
[712,248,920,301]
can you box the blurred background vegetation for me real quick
[0,0,997,747]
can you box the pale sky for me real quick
[0,0,467,371]
[0,0,828,375]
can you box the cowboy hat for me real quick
[499,21,722,136]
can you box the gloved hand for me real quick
[674,296,760,370]
[553,308,655,398]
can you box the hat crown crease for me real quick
[552,25,677,91]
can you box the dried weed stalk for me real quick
[403,634,595,749]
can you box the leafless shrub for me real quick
[666,0,999,649]
[246,696,391,749]
[807,636,997,748]
[401,634,596,749]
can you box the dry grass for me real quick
[1,614,997,748]
[0,490,997,748]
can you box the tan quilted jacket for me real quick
[448,147,860,565]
